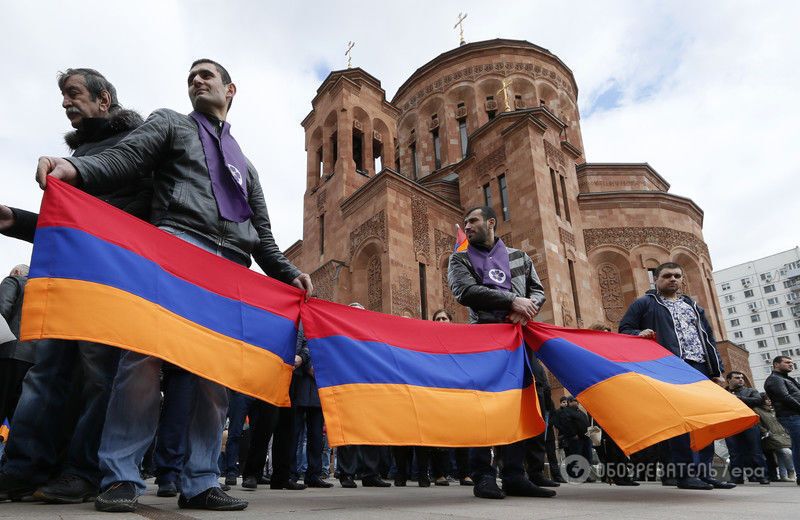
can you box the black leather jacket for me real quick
[730,386,764,409]
[0,275,34,364]
[67,109,300,283]
[764,371,800,418]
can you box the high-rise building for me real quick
[713,247,800,390]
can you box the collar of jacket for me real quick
[64,108,144,150]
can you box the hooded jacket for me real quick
[2,108,151,243]
[619,289,723,377]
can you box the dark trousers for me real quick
[3,340,119,486]
[0,358,33,423]
[668,360,714,480]
[392,446,431,479]
[524,433,547,476]
[431,448,469,479]
[470,438,527,483]
[223,391,256,478]
[337,445,381,479]
[153,366,197,485]
[725,424,768,481]
[543,423,562,479]
[293,406,324,480]
[243,402,295,483]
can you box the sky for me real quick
[1,0,797,274]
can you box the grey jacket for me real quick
[0,275,35,364]
[67,109,300,283]
[447,245,545,324]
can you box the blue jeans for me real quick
[224,390,256,478]
[97,228,243,498]
[153,366,197,485]
[777,415,800,480]
[724,424,767,481]
[2,340,119,486]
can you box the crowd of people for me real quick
[0,60,798,514]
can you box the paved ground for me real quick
[0,480,797,520]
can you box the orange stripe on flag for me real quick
[319,383,542,448]
[21,278,293,405]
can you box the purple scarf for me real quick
[466,238,512,292]
[190,111,252,222]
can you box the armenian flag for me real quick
[20,178,301,406]
[301,299,544,447]
[453,224,468,253]
[523,322,758,455]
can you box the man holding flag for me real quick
[34,59,312,512]
[448,206,556,499]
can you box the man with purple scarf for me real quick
[35,59,313,513]
[448,206,556,500]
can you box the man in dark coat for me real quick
[0,265,35,424]
[619,261,733,491]
[36,59,312,513]
[764,355,800,485]
[0,68,150,504]
[448,206,556,500]
[724,371,769,484]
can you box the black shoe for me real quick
[305,477,334,488]
[362,476,391,487]
[94,481,138,512]
[0,471,38,502]
[339,476,357,488]
[257,476,270,485]
[473,476,505,499]
[178,487,248,511]
[220,483,231,491]
[418,475,431,488]
[700,477,736,489]
[394,478,407,487]
[757,478,771,485]
[502,478,557,498]
[612,478,640,486]
[270,480,306,490]
[241,477,258,490]
[553,475,568,484]
[661,478,678,487]
[156,481,178,497]
[33,473,97,504]
[529,473,560,488]
[224,476,237,487]
[676,477,713,490]
[459,477,475,486]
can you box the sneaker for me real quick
[178,487,248,511]
[94,481,138,512]
[0,471,38,502]
[473,476,505,499]
[156,481,178,497]
[35,473,97,504]
[502,478,556,498]
[241,477,258,490]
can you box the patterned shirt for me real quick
[662,297,706,363]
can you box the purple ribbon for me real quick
[190,111,252,222]
[466,238,512,292]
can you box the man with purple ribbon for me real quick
[448,206,557,500]
[35,59,313,513]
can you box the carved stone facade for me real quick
[367,255,382,312]
[411,196,430,258]
[583,227,710,258]
[474,147,506,174]
[598,263,625,323]
[544,140,567,170]
[349,210,387,259]
[310,260,343,302]
[392,274,418,317]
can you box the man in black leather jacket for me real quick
[764,355,800,485]
[0,69,150,505]
[724,371,769,484]
[35,59,312,513]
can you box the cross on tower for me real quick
[345,41,355,69]
[495,77,512,112]
[454,13,468,45]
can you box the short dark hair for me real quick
[191,59,232,84]
[588,323,611,332]
[431,308,453,321]
[57,68,119,111]
[773,355,792,366]
[725,371,744,381]
[464,206,497,222]
[654,262,682,278]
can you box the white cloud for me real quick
[1,0,796,274]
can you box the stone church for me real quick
[284,38,749,381]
